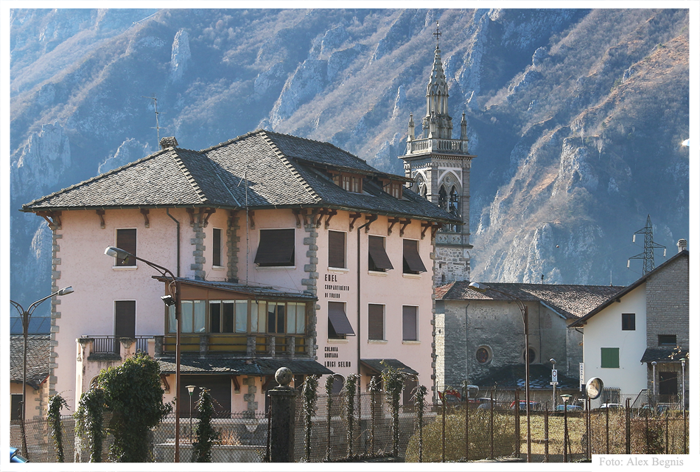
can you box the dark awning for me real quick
[403,239,427,272]
[360,359,418,376]
[640,348,688,364]
[158,357,333,376]
[368,236,393,270]
[328,303,355,336]
[254,229,295,266]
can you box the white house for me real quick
[570,241,689,408]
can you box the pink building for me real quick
[22,129,458,415]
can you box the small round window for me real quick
[523,347,536,364]
[476,346,491,364]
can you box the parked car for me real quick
[599,402,622,410]
[510,400,541,411]
[556,404,583,412]
[10,447,28,463]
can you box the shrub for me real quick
[191,388,220,462]
[405,410,515,462]
[47,394,68,462]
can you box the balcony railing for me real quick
[406,137,468,155]
[86,335,150,356]
[157,333,309,357]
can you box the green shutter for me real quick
[601,348,619,368]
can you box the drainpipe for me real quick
[166,208,181,277]
[356,219,372,423]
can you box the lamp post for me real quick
[10,286,74,459]
[186,385,197,443]
[651,361,657,410]
[104,246,182,462]
[469,282,531,462]
[550,358,557,410]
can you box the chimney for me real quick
[677,239,687,253]
[160,136,178,149]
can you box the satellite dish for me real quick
[586,377,604,399]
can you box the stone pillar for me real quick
[268,367,297,462]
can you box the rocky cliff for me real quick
[8,8,690,315]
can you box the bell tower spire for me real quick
[400,21,475,285]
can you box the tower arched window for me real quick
[449,186,459,217]
[438,186,447,210]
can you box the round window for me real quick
[523,347,536,364]
[476,346,491,364]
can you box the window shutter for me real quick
[328,302,355,336]
[601,348,619,368]
[368,304,384,340]
[368,236,393,271]
[115,301,136,338]
[116,229,136,266]
[403,239,426,273]
[213,228,222,266]
[403,306,417,341]
[328,231,346,268]
[254,229,295,266]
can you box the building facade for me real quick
[434,282,622,401]
[570,243,689,408]
[22,130,456,415]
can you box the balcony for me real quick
[406,137,469,156]
[154,333,310,358]
[79,335,151,360]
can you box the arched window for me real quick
[438,186,447,210]
[449,186,459,217]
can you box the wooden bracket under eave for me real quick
[292,209,303,228]
[37,211,62,230]
[387,217,400,236]
[96,210,106,229]
[324,209,337,229]
[431,223,442,239]
[364,214,378,233]
[232,375,241,393]
[349,212,362,231]
[202,208,216,227]
[160,374,170,392]
[421,221,432,240]
[399,218,411,237]
[247,210,255,229]
[315,208,328,228]
[186,208,196,226]
[140,209,150,228]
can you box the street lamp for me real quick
[468,281,531,462]
[186,385,197,443]
[10,286,74,459]
[104,246,183,462]
[651,361,657,409]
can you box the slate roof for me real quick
[570,250,689,327]
[435,282,624,321]
[22,130,458,224]
[10,335,50,389]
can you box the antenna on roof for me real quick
[143,95,162,148]
[627,215,666,275]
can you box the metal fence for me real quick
[12,390,689,463]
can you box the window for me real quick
[601,348,620,368]
[523,347,536,364]
[328,231,346,269]
[659,372,678,396]
[267,302,286,334]
[333,173,362,193]
[254,229,295,267]
[115,229,136,266]
[403,239,426,274]
[209,300,247,333]
[658,335,677,346]
[212,228,222,267]
[476,346,491,364]
[383,181,403,199]
[286,302,306,334]
[402,306,418,341]
[115,301,136,338]
[368,236,393,272]
[368,304,384,341]
[328,302,354,339]
[11,394,22,421]
[621,313,636,330]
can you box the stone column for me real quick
[268,367,297,462]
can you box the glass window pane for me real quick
[267,302,276,334]
[181,301,193,333]
[168,305,176,333]
[277,305,285,333]
[286,303,296,334]
[296,303,305,334]
[258,301,266,333]
[194,301,205,333]
[250,301,258,332]
[210,302,221,333]
[235,301,248,333]
[223,302,234,333]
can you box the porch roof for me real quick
[157,356,333,376]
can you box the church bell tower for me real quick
[400,23,474,285]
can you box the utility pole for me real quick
[628,215,666,275]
